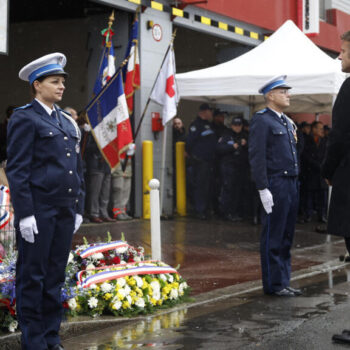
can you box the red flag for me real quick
[124,17,140,114]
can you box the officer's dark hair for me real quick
[311,121,323,130]
[341,31,350,43]
[30,76,47,96]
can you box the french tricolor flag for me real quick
[86,73,133,170]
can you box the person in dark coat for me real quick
[322,30,350,346]
[249,75,301,297]
[6,53,84,350]
[302,121,327,222]
[186,103,217,219]
[216,116,249,221]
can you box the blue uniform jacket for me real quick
[249,108,298,190]
[6,100,85,222]
[185,117,217,162]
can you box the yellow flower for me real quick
[122,301,130,309]
[104,293,112,300]
[130,290,137,297]
[128,278,136,286]
[157,299,163,306]
[117,292,124,300]
[150,298,157,306]
[175,274,180,281]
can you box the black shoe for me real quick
[272,288,295,297]
[286,286,302,296]
[48,345,65,350]
[332,332,350,344]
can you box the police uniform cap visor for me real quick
[19,53,68,85]
[259,75,291,94]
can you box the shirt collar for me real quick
[35,98,54,116]
[269,108,283,118]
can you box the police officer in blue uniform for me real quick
[249,75,301,297]
[6,53,85,350]
[186,103,217,219]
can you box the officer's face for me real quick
[34,75,65,105]
[231,124,243,133]
[339,41,350,73]
[268,88,290,109]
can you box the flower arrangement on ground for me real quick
[0,233,191,334]
[62,233,190,318]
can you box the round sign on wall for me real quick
[152,24,162,42]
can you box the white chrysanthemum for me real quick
[67,252,74,264]
[113,300,122,310]
[101,282,113,293]
[8,321,18,333]
[134,276,143,288]
[117,278,126,288]
[88,297,98,309]
[153,290,161,301]
[150,280,160,293]
[86,263,95,270]
[91,252,104,260]
[68,298,77,310]
[167,274,174,283]
[134,256,142,262]
[126,295,132,304]
[170,288,178,300]
[179,282,188,295]
[116,246,128,254]
[124,284,131,295]
[118,288,127,299]
[135,297,145,308]
[89,284,97,289]
[159,274,167,281]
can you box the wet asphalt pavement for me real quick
[59,218,350,349]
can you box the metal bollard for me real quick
[149,179,161,261]
[176,141,186,216]
[142,140,153,219]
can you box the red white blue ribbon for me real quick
[78,264,178,288]
[0,186,11,230]
[76,240,129,259]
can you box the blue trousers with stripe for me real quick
[16,202,75,350]
[260,176,298,294]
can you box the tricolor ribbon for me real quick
[76,240,129,259]
[78,264,178,288]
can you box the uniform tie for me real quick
[51,110,60,126]
[281,114,287,126]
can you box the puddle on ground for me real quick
[63,266,350,350]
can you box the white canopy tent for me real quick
[176,20,346,113]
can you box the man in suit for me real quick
[322,31,350,345]
[6,53,84,350]
[249,75,301,297]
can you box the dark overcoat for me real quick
[302,134,327,191]
[322,77,350,237]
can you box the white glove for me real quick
[126,143,136,156]
[258,189,274,214]
[19,215,38,243]
[83,123,91,132]
[74,214,83,234]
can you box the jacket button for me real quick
[49,132,53,136]
[76,199,79,203]
[68,188,72,193]
[284,171,288,174]
[64,136,68,140]
[67,153,71,157]
[69,170,73,175]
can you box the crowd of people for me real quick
[173,103,330,224]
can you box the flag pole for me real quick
[159,122,168,215]
[134,28,177,140]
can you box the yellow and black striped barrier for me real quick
[126,0,265,41]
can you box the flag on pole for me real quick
[93,26,116,95]
[86,73,133,170]
[123,16,140,114]
[150,43,178,125]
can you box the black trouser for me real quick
[192,159,213,215]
